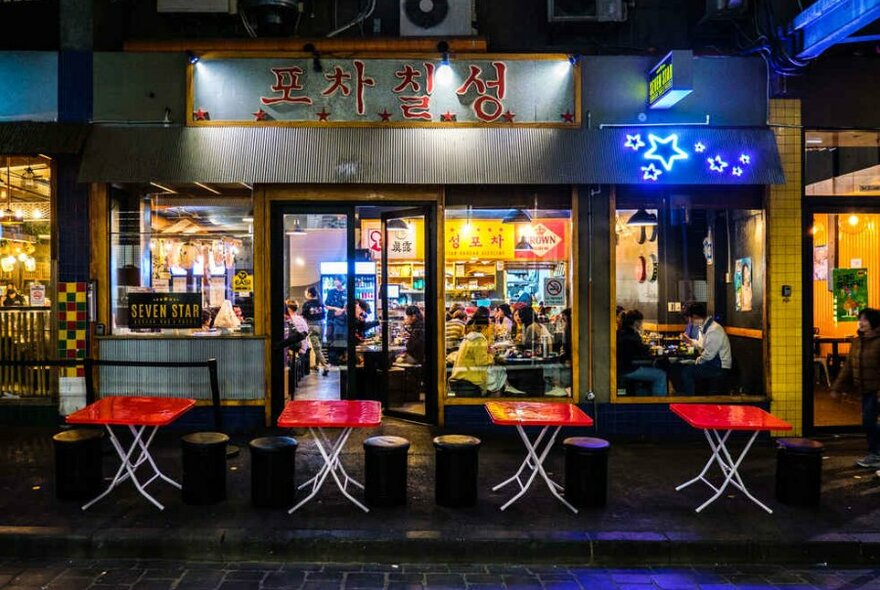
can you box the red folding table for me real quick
[670,403,792,514]
[66,396,196,511]
[485,401,594,513]
[278,400,381,514]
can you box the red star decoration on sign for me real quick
[316,108,331,121]
[440,111,456,122]
[193,108,210,121]
[253,108,269,121]
[560,110,575,123]
[501,110,516,123]
[378,109,392,122]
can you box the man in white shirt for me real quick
[674,303,732,395]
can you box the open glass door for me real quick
[380,207,436,421]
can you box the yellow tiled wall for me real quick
[768,99,803,435]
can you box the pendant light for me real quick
[21,158,37,189]
[514,235,533,252]
[0,158,23,226]
[288,217,307,235]
[502,209,531,224]
[386,218,409,230]
[626,208,658,227]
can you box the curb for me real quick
[0,527,878,566]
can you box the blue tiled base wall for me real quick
[445,401,773,441]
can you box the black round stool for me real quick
[776,438,824,506]
[563,437,610,508]
[250,436,298,508]
[433,435,481,508]
[364,435,410,507]
[181,432,229,505]
[53,429,104,500]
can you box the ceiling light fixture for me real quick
[0,158,23,227]
[286,217,307,235]
[194,182,221,195]
[21,159,37,189]
[386,218,409,230]
[514,235,533,252]
[150,181,177,194]
[626,208,658,227]
[502,209,532,224]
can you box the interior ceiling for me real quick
[805,130,880,148]
[147,183,253,236]
[0,155,52,204]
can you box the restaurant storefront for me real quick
[74,44,792,433]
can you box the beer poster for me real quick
[832,268,868,322]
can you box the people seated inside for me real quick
[2,284,25,307]
[396,305,425,365]
[448,307,523,397]
[515,306,553,356]
[352,299,380,343]
[681,301,701,341]
[492,303,514,341]
[445,303,467,350]
[616,309,668,396]
[671,302,732,395]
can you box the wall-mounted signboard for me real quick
[647,50,693,110]
[189,54,579,127]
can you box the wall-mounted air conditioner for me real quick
[548,0,627,22]
[157,0,237,14]
[400,0,474,37]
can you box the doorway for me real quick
[805,206,880,430]
[270,202,437,424]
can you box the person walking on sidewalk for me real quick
[831,307,880,469]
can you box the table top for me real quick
[670,403,792,431]
[66,396,196,426]
[815,335,855,343]
[278,400,382,428]
[485,401,593,427]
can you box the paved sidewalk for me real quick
[1,420,879,565]
[2,558,878,590]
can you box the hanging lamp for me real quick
[626,208,658,227]
[0,158,23,226]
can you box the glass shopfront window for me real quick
[109,184,254,336]
[444,189,573,399]
[0,155,54,397]
[614,191,765,399]
[805,130,880,197]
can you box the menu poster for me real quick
[128,293,202,329]
[813,245,828,281]
[734,257,753,312]
[832,268,868,322]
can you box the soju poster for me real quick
[833,268,868,322]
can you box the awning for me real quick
[0,122,90,155]
[78,125,784,186]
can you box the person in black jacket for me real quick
[301,286,329,376]
[617,309,667,395]
[397,306,425,365]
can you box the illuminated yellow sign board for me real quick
[647,50,693,110]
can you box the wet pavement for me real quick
[1,420,879,565]
[0,558,877,589]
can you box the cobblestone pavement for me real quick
[0,559,876,590]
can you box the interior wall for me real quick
[813,213,880,348]
[614,209,659,321]
[723,209,764,330]
[287,228,347,292]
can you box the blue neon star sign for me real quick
[625,134,646,151]
[708,155,728,173]
[641,163,662,181]
[643,134,688,172]
[694,142,706,153]
[739,154,750,165]
[731,166,743,177]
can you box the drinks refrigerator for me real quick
[319,261,377,321]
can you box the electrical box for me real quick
[400,0,474,37]
[548,0,627,22]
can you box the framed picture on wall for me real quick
[734,257,753,312]
[813,245,828,280]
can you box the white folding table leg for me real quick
[676,429,733,494]
[703,429,772,514]
[492,425,554,493]
[289,427,369,514]
[83,425,167,511]
[497,426,577,513]
[315,426,364,491]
